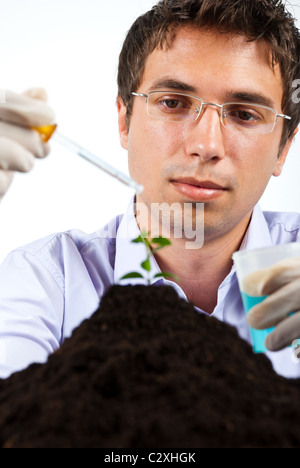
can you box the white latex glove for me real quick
[244,257,300,351]
[0,88,55,200]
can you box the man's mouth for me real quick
[171,178,228,202]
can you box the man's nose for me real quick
[184,106,226,162]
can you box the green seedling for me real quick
[121,231,178,285]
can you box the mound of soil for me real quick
[0,285,299,448]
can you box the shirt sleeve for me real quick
[0,250,64,379]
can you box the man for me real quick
[0,0,300,379]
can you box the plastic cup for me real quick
[232,243,300,353]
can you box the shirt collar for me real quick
[227,204,273,279]
[240,204,273,251]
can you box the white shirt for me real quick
[0,201,300,379]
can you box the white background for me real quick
[0,0,299,262]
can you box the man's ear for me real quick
[273,127,299,177]
[117,97,129,150]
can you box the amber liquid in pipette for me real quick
[32,124,58,142]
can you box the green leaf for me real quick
[120,272,145,280]
[132,235,145,244]
[154,272,180,282]
[141,258,151,272]
[151,237,171,247]
[151,237,172,253]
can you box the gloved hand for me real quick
[244,257,300,351]
[0,88,55,200]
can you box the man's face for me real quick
[118,27,294,242]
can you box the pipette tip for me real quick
[134,183,144,195]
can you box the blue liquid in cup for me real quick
[241,292,275,353]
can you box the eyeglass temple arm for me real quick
[132,92,148,98]
[278,114,292,120]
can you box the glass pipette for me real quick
[33,124,144,195]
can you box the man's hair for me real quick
[117,0,300,151]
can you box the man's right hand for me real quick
[0,89,55,200]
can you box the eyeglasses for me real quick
[132,91,291,135]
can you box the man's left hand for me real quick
[244,257,300,351]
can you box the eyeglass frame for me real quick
[131,91,292,135]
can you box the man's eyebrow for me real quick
[226,91,276,109]
[147,78,197,94]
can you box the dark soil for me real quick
[0,285,300,448]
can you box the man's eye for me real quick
[161,99,187,109]
[236,110,258,121]
[226,107,262,124]
[165,100,179,109]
